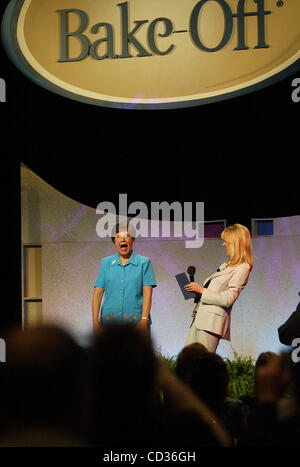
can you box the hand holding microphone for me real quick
[184,266,204,301]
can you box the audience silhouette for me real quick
[0,325,86,446]
[0,322,299,448]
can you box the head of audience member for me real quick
[175,343,209,382]
[2,324,85,437]
[254,351,278,389]
[88,323,157,441]
[255,351,278,370]
[177,349,229,414]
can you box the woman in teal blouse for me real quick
[92,222,156,333]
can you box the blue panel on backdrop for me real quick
[257,220,274,236]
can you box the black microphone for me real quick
[187,265,195,283]
[187,265,200,303]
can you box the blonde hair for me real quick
[221,224,253,270]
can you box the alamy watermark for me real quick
[291,78,300,103]
[0,78,6,103]
[291,338,300,363]
[96,194,204,248]
[0,338,6,363]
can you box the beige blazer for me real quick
[194,262,251,341]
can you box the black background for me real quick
[0,0,299,332]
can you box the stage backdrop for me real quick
[21,164,300,360]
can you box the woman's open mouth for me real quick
[120,241,128,252]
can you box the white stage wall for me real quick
[21,164,300,361]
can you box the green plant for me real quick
[225,349,255,400]
[157,349,256,401]
[157,353,177,372]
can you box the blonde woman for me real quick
[184,224,253,353]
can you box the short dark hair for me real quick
[255,351,277,370]
[111,220,136,243]
[184,352,230,412]
[175,343,209,381]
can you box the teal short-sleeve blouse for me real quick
[94,250,156,325]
